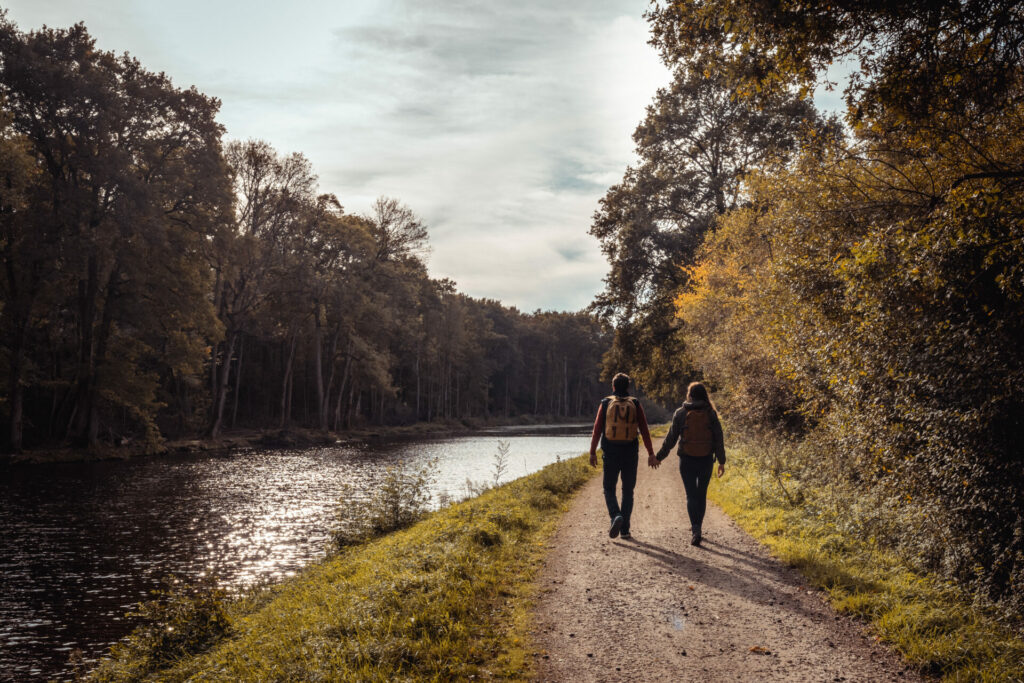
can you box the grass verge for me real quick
[88,454,596,682]
[710,443,1024,682]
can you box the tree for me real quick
[0,112,49,452]
[590,52,819,401]
[659,0,1024,606]
[0,18,229,449]
[208,140,317,436]
[366,196,429,264]
[0,14,614,455]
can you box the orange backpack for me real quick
[604,395,639,443]
[682,408,714,457]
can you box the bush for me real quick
[712,442,1024,681]
[331,458,437,548]
[88,576,232,682]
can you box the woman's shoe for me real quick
[609,514,624,538]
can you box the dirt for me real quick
[529,436,923,682]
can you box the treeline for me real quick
[594,2,1024,610]
[0,18,610,453]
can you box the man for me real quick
[589,373,655,539]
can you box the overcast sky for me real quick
[4,0,673,312]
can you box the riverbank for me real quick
[86,454,595,681]
[4,414,590,465]
[709,439,1024,681]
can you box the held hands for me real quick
[589,452,598,468]
[647,453,660,469]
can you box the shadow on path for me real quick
[615,537,827,623]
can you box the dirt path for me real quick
[529,438,922,682]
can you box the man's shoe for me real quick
[690,532,702,546]
[609,515,624,538]
[620,530,632,539]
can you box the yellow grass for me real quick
[710,445,1024,682]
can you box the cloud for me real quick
[3,0,669,311]
[295,1,669,311]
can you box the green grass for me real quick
[710,444,1024,682]
[89,454,596,682]
[649,422,671,438]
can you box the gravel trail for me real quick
[529,437,922,682]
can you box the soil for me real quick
[529,436,924,682]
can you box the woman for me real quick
[652,382,726,546]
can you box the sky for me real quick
[4,0,672,312]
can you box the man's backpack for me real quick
[604,395,639,443]
[682,408,714,457]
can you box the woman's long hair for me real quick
[685,381,717,411]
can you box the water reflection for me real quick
[0,425,588,681]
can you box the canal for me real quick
[0,424,590,681]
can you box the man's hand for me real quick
[648,453,659,469]
[589,452,598,468]
[717,463,725,478]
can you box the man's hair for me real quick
[612,373,630,395]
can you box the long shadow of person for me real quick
[613,537,834,623]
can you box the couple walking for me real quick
[588,373,725,546]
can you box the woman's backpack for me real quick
[682,408,714,457]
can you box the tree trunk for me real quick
[314,311,324,429]
[563,357,568,418]
[210,330,237,438]
[72,253,100,443]
[80,266,119,449]
[231,334,244,428]
[320,325,340,431]
[209,267,222,401]
[333,337,353,432]
[5,304,31,452]
[279,332,297,429]
[344,381,355,429]
[534,368,539,414]
[8,355,24,453]
[3,252,36,453]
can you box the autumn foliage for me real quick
[600,2,1024,608]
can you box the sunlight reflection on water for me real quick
[0,425,588,681]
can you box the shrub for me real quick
[331,458,437,548]
[88,576,232,682]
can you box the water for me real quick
[0,424,590,681]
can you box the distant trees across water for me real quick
[0,18,610,453]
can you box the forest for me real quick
[591,1,1024,613]
[0,17,610,455]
